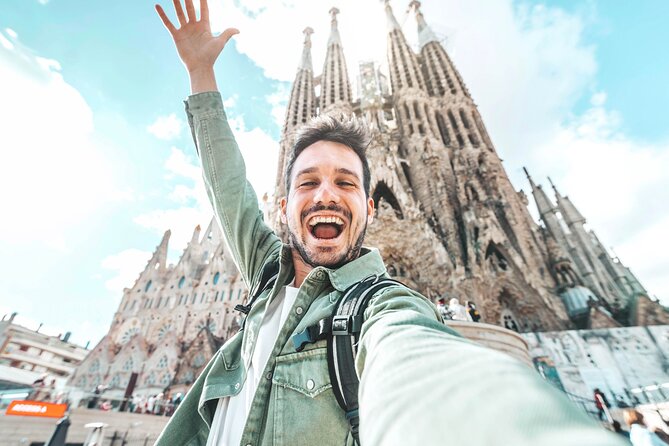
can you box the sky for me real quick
[0,0,667,348]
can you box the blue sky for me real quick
[1,0,667,347]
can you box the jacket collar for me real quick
[281,243,387,292]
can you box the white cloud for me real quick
[133,113,279,260]
[100,249,153,295]
[147,113,183,140]
[266,84,289,129]
[0,29,125,251]
[224,94,238,109]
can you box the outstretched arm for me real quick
[155,0,281,288]
[155,0,238,94]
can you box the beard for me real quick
[288,220,367,269]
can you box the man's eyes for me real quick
[297,179,358,188]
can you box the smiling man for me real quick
[282,120,374,273]
[154,1,626,445]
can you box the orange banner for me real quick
[5,400,67,418]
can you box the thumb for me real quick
[215,28,240,51]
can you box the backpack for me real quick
[235,261,403,444]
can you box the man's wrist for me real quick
[189,66,218,94]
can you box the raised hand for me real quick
[156,0,239,93]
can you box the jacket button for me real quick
[306,379,315,390]
[265,371,273,380]
[234,382,240,390]
[295,306,303,315]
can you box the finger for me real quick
[155,4,177,34]
[214,28,240,51]
[185,0,196,22]
[199,0,209,22]
[172,0,187,26]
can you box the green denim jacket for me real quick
[155,92,625,446]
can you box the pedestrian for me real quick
[152,1,627,444]
[594,388,611,420]
[625,409,666,446]
[466,300,481,322]
[448,297,472,322]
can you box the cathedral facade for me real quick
[68,1,667,401]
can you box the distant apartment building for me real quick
[0,312,89,392]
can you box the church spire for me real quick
[384,0,401,31]
[524,168,555,219]
[299,26,314,71]
[549,177,586,225]
[409,1,438,49]
[384,0,426,93]
[150,229,171,271]
[320,8,352,114]
[524,168,572,250]
[274,27,317,198]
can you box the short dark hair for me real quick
[285,113,372,197]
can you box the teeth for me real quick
[308,216,345,226]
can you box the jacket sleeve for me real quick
[185,92,281,288]
[355,287,627,446]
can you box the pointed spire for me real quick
[328,7,342,46]
[524,167,557,219]
[548,177,560,195]
[299,27,314,71]
[189,224,201,245]
[409,0,439,49]
[153,229,171,268]
[321,7,353,113]
[548,178,585,224]
[384,0,401,31]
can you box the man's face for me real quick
[280,140,374,268]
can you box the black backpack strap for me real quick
[326,275,404,444]
[234,260,282,330]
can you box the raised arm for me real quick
[155,0,238,94]
[156,0,281,288]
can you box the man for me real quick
[154,1,626,444]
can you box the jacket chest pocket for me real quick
[270,347,352,446]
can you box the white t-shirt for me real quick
[206,284,299,446]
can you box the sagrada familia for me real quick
[68,1,668,401]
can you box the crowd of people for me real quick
[85,384,184,416]
[437,297,481,323]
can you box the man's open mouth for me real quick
[308,215,345,240]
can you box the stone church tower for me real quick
[68,1,667,403]
[274,0,667,332]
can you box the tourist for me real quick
[152,1,627,444]
[625,409,666,446]
[466,300,481,322]
[594,388,611,420]
[448,297,472,322]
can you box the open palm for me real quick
[156,0,238,74]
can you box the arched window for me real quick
[213,272,220,285]
[109,374,121,389]
[501,309,520,332]
[157,355,169,369]
[372,182,404,219]
[145,372,156,386]
[144,280,152,292]
[178,276,185,289]
[89,359,100,373]
[122,358,134,372]
[160,372,172,387]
